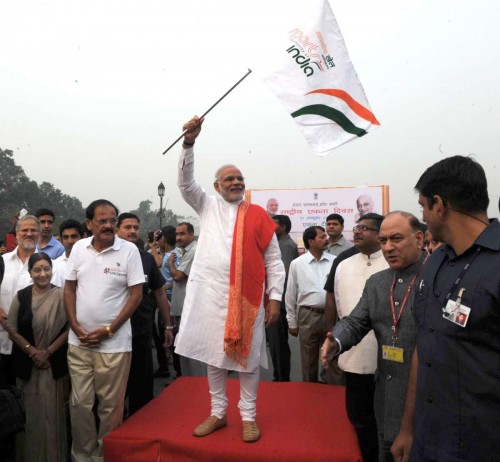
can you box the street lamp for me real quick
[157,181,166,229]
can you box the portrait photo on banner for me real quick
[247,185,389,248]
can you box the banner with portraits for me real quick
[247,185,389,247]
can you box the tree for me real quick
[0,148,85,236]
[130,200,184,240]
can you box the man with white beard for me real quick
[0,215,41,384]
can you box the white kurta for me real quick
[335,250,388,374]
[174,147,285,372]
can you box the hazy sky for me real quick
[1,0,499,222]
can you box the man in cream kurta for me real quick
[334,213,387,462]
[174,116,285,442]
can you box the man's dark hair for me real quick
[415,155,489,213]
[326,213,344,226]
[117,212,140,227]
[273,215,292,234]
[85,199,119,220]
[135,237,145,250]
[59,219,85,237]
[303,226,325,250]
[357,213,384,231]
[177,222,194,234]
[161,225,176,246]
[34,208,55,219]
[82,221,91,237]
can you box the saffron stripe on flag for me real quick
[306,89,380,125]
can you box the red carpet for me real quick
[104,377,361,462]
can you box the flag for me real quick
[260,0,380,156]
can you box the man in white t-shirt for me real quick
[64,199,145,462]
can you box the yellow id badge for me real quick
[382,345,404,363]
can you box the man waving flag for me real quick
[261,0,379,155]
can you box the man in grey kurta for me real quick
[168,222,206,377]
[322,212,427,462]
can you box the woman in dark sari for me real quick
[6,252,68,462]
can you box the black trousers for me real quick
[345,372,378,462]
[170,316,182,377]
[0,354,14,388]
[266,308,291,381]
[152,309,169,371]
[127,333,154,416]
[0,354,15,461]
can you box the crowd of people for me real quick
[0,206,179,461]
[0,115,498,462]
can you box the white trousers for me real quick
[207,364,260,421]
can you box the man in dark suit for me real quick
[322,211,426,462]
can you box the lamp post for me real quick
[157,181,165,229]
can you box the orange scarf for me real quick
[224,201,277,367]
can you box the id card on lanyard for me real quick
[440,247,480,328]
[382,256,428,363]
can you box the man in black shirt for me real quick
[117,213,174,415]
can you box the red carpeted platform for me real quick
[104,377,361,462]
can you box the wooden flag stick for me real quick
[162,68,253,155]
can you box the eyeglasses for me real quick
[93,218,118,226]
[353,225,378,233]
[217,175,245,184]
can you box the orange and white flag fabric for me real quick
[260,0,380,156]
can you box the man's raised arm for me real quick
[178,116,206,214]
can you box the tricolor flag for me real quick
[260,0,379,156]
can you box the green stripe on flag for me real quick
[291,104,367,137]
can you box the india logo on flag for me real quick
[260,0,380,156]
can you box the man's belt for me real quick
[300,305,324,314]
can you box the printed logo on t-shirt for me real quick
[103,266,126,277]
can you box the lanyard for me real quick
[441,246,481,315]
[390,255,429,345]
[444,246,481,302]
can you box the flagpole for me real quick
[162,69,253,155]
